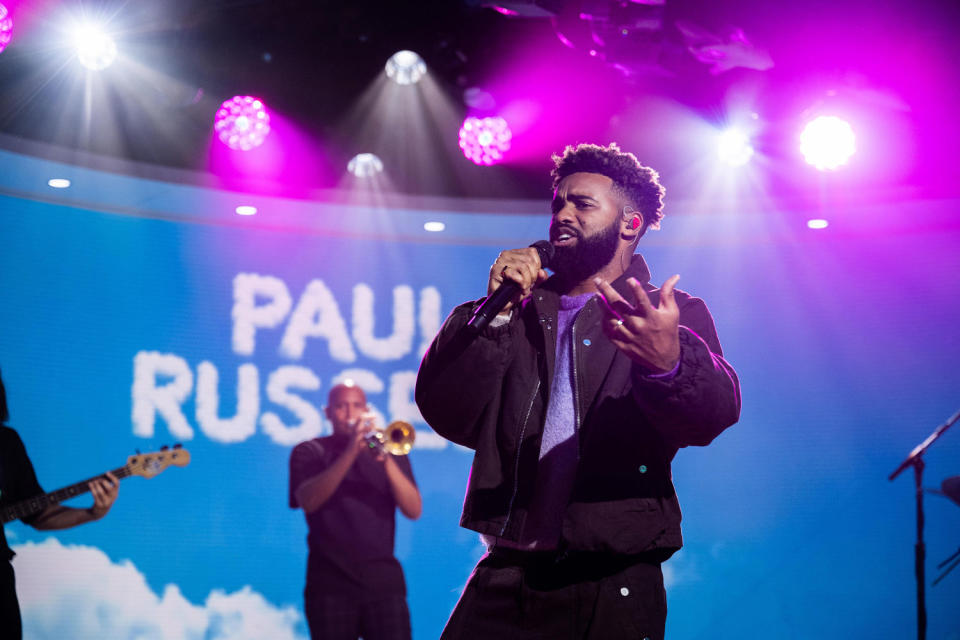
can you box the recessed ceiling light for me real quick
[47,178,71,188]
[424,221,445,232]
[807,219,829,230]
[235,205,258,216]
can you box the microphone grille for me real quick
[529,240,555,269]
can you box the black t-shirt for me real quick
[0,426,44,561]
[288,434,416,596]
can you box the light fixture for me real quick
[717,129,754,166]
[424,221,445,232]
[0,4,13,56]
[73,22,118,71]
[347,153,384,178]
[47,178,72,189]
[385,50,426,85]
[807,219,829,230]
[235,205,258,216]
[800,116,855,171]
[215,96,271,151]
[459,116,512,166]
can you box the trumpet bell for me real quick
[368,421,415,455]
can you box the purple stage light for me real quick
[717,129,754,166]
[214,96,271,151]
[800,116,856,170]
[0,4,13,56]
[459,116,512,166]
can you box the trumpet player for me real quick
[289,381,421,640]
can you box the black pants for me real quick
[1,561,22,640]
[441,549,667,640]
[304,587,411,640]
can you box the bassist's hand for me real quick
[88,471,119,519]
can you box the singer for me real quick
[416,143,741,640]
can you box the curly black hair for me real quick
[551,142,665,233]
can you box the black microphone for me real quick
[466,240,554,334]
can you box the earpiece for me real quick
[623,206,642,231]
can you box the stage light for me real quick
[74,23,118,71]
[0,4,12,56]
[235,205,257,216]
[347,153,384,178]
[424,221,445,232]
[47,178,72,189]
[807,218,829,230]
[717,129,754,166]
[459,116,512,166]
[799,116,855,170]
[214,96,271,151]
[385,50,426,85]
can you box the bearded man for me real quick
[415,142,741,640]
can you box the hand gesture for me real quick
[487,247,550,313]
[594,275,682,373]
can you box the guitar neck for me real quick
[1,465,130,524]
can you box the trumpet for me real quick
[363,420,416,456]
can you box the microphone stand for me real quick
[932,546,960,586]
[888,408,960,640]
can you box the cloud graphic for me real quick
[12,538,307,640]
[662,549,700,588]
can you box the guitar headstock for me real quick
[126,445,191,479]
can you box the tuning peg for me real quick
[173,443,183,449]
[160,445,169,451]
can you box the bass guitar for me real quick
[1,445,190,524]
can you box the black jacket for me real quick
[415,255,741,556]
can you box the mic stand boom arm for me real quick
[888,407,960,640]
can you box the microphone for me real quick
[466,240,554,334]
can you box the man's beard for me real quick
[551,220,621,284]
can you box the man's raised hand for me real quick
[594,274,681,374]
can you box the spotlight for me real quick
[807,219,829,230]
[347,153,384,178]
[0,4,12,56]
[214,96,271,151]
[799,116,855,170]
[424,221,446,232]
[47,178,72,189]
[385,50,426,85]
[235,205,258,216]
[717,129,754,166]
[74,23,118,71]
[459,116,512,166]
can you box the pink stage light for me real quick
[799,116,856,170]
[214,96,271,151]
[0,4,13,56]
[459,116,512,166]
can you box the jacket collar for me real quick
[533,253,653,308]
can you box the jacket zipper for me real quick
[499,378,540,536]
